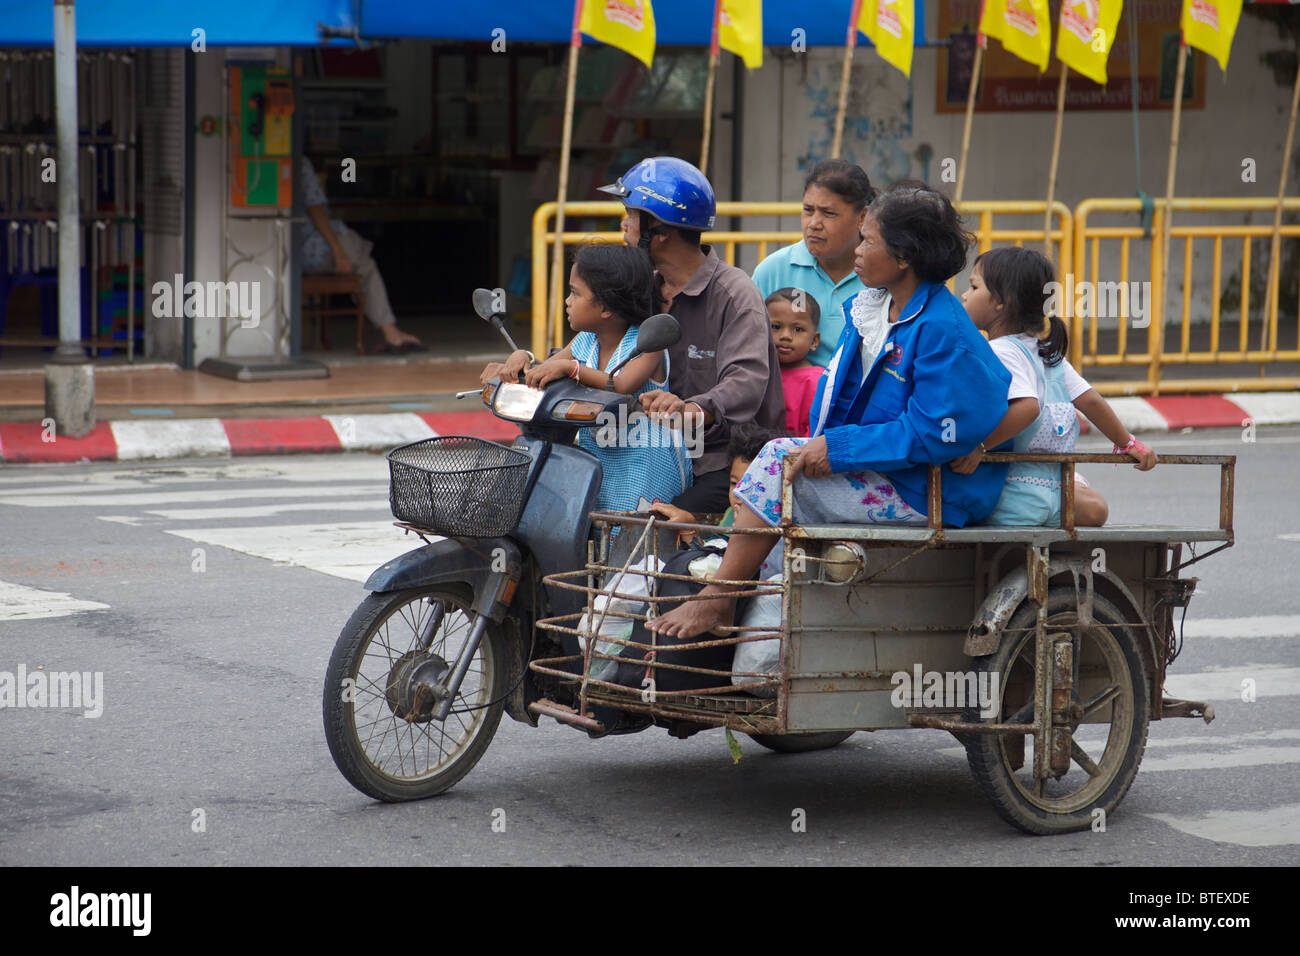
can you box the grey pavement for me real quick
[0,427,1297,865]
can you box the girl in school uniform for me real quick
[480,244,692,512]
[952,247,1158,526]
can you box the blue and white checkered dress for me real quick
[572,326,694,512]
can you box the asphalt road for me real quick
[1,427,1297,866]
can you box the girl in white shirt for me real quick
[952,247,1157,526]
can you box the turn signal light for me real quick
[553,400,603,422]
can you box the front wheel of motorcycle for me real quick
[323,585,507,802]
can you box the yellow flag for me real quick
[979,0,1052,73]
[579,0,656,68]
[1057,0,1123,85]
[718,0,763,70]
[1181,0,1242,72]
[857,0,915,78]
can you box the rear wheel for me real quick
[747,731,854,753]
[964,588,1149,835]
[323,585,506,802]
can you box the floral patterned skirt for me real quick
[731,437,925,527]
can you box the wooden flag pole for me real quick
[831,0,864,159]
[1155,41,1189,392]
[955,40,984,205]
[550,0,584,350]
[701,0,722,175]
[1043,63,1068,261]
[1260,55,1300,355]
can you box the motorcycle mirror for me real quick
[603,314,680,388]
[472,288,521,353]
[471,288,498,322]
[633,313,680,353]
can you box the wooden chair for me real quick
[302,273,366,355]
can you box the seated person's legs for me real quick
[1075,485,1109,527]
[336,228,423,349]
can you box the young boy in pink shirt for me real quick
[766,287,824,437]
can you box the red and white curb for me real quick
[0,393,1296,463]
[1079,394,1300,434]
[0,411,519,463]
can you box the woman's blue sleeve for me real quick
[822,320,1009,474]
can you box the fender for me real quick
[964,558,1154,670]
[364,536,521,622]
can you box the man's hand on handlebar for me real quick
[639,390,708,429]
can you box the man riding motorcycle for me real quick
[599,157,786,514]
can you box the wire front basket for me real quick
[387,436,530,537]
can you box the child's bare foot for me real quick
[646,585,736,638]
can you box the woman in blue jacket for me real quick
[649,182,1012,639]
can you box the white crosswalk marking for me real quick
[937,728,1300,771]
[1182,615,1300,639]
[0,484,386,508]
[1164,666,1300,701]
[140,499,386,521]
[0,580,110,622]
[0,459,412,582]
[1145,806,1300,847]
[163,522,428,582]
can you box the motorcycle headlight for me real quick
[493,383,544,422]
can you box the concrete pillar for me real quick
[46,0,95,436]
[45,361,95,438]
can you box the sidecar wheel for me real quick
[964,588,1149,835]
[747,731,854,753]
[323,585,506,802]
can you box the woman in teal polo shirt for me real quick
[751,160,877,368]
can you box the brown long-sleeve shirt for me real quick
[658,247,786,476]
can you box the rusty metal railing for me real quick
[923,453,1236,537]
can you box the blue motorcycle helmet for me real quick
[599,156,716,250]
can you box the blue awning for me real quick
[359,1,927,48]
[0,0,354,46]
[0,1,926,49]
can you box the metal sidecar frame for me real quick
[527,452,1235,834]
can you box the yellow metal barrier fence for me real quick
[1074,197,1300,394]
[530,200,1072,357]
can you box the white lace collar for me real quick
[849,288,891,370]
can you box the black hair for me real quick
[972,247,1069,367]
[765,287,821,328]
[728,423,781,463]
[866,180,974,283]
[803,159,877,211]
[572,243,655,326]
